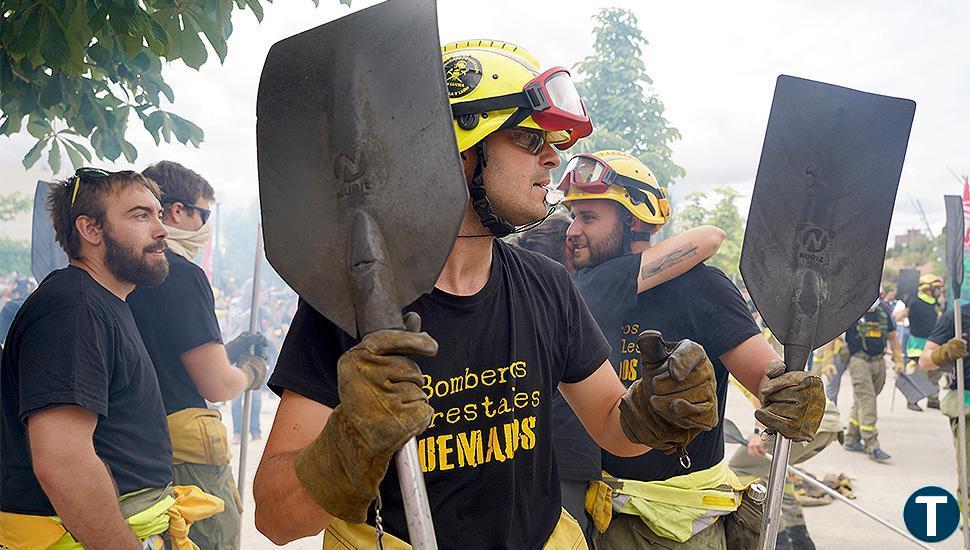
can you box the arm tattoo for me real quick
[640,244,700,280]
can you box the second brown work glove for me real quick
[932,337,967,367]
[294,313,437,523]
[754,360,825,443]
[619,331,718,456]
[236,354,268,390]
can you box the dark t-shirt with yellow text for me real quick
[269,239,609,549]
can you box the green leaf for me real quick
[149,20,171,56]
[27,116,53,140]
[144,111,165,144]
[168,112,192,143]
[339,0,351,6]
[179,19,209,69]
[40,76,64,108]
[121,139,138,163]
[0,115,25,136]
[65,139,93,162]
[246,0,265,22]
[40,9,72,67]
[23,138,49,169]
[64,139,85,170]
[48,141,62,174]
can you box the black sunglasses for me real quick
[70,167,111,206]
[162,197,211,224]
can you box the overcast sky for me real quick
[1,0,967,239]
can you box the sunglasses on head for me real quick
[70,167,111,207]
[162,197,211,224]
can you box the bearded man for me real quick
[0,168,221,548]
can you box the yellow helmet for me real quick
[919,274,943,290]
[559,150,671,226]
[442,40,586,153]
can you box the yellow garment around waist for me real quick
[0,485,223,550]
[167,408,232,465]
[607,461,748,543]
[322,507,586,549]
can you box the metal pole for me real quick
[954,297,970,549]
[237,224,264,542]
[759,436,792,550]
[762,449,933,550]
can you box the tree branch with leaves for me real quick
[572,7,685,188]
[0,0,345,173]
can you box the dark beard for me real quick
[104,230,169,287]
[582,221,624,269]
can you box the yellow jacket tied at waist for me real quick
[586,461,750,543]
[0,485,223,550]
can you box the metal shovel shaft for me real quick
[237,225,265,543]
[759,450,932,549]
[759,436,792,550]
[954,298,970,550]
[350,210,437,549]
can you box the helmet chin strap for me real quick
[462,141,561,239]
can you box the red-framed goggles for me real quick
[450,67,593,150]
[558,154,667,209]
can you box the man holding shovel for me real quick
[253,40,719,548]
[558,150,826,549]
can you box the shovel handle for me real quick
[637,330,669,367]
[349,210,437,549]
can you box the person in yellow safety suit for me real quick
[128,160,270,548]
[840,299,902,462]
[558,151,827,549]
[898,274,945,410]
[0,169,222,549]
[251,40,721,549]
[920,305,970,522]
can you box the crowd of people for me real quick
[0,33,960,550]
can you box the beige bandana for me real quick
[165,223,213,260]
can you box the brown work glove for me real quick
[295,313,437,523]
[931,337,967,367]
[754,360,826,443]
[236,354,268,390]
[619,331,718,455]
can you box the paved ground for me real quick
[225,369,964,549]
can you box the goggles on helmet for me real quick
[450,67,593,150]
[558,154,667,214]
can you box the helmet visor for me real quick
[526,68,591,132]
[559,155,611,194]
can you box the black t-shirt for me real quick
[584,260,760,482]
[269,240,609,549]
[845,308,896,356]
[550,253,638,481]
[0,267,173,515]
[908,296,940,338]
[128,250,223,414]
[928,304,970,389]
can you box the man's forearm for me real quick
[601,399,651,457]
[254,451,333,544]
[37,450,139,549]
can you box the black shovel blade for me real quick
[897,268,920,305]
[740,76,915,367]
[256,0,467,337]
[944,195,965,300]
[895,369,939,403]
